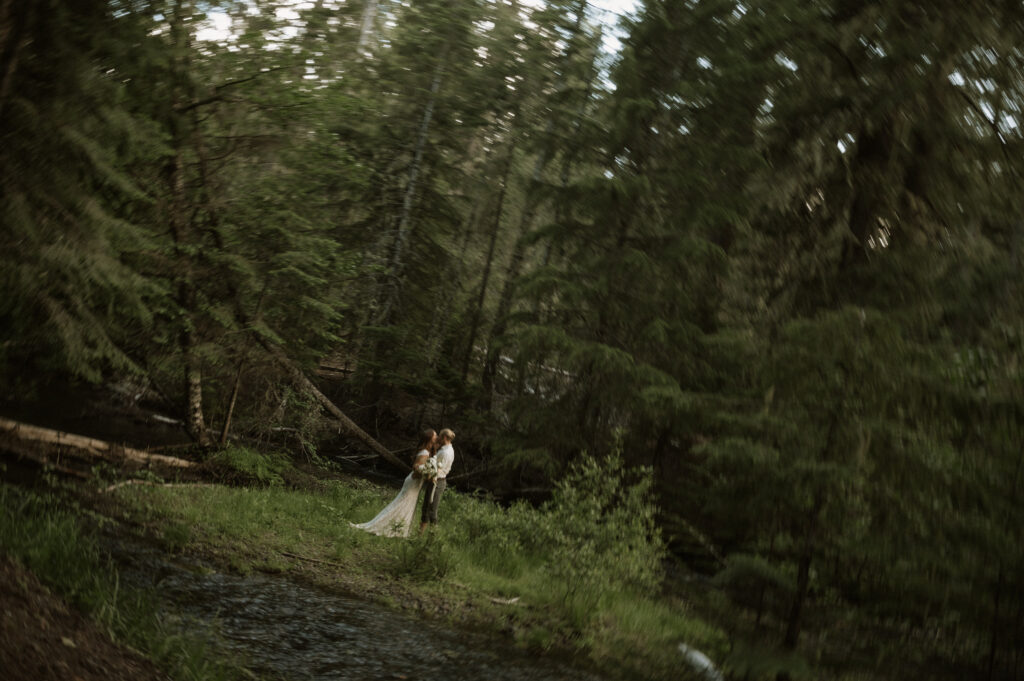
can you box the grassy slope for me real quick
[0,482,255,681]
[114,457,726,681]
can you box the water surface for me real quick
[108,538,602,681]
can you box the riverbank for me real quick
[99,452,727,680]
[0,555,171,681]
[1,436,727,681]
[0,481,256,681]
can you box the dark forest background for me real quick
[2,1,1023,679]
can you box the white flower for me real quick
[418,457,440,481]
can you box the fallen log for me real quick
[261,344,411,473]
[0,418,195,469]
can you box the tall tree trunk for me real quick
[183,327,209,445]
[481,145,547,400]
[376,53,447,326]
[169,0,209,446]
[756,531,778,628]
[172,148,209,446]
[356,0,379,54]
[219,360,244,446]
[460,140,517,382]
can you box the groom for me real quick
[420,428,455,531]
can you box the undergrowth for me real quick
[0,482,257,681]
[205,445,292,486]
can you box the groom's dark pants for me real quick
[421,478,447,524]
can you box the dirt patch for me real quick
[0,557,170,681]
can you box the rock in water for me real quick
[678,643,724,681]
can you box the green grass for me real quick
[0,483,258,681]
[113,457,728,680]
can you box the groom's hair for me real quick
[439,428,455,443]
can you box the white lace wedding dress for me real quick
[350,450,426,538]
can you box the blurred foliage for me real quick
[3,0,1024,678]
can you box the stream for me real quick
[103,535,604,681]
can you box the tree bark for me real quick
[170,140,209,446]
[219,361,244,446]
[988,443,1023,680]
[172,146,210,446]
[169,0,210,446]
[356,0,378,54]
[183,331,209,445]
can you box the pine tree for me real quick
[494,0,754,480]
[0,1,167,386]
[694,1,1024,677]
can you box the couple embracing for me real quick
[351,428,455,538]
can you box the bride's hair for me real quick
[416,428,437,457]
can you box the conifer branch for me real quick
[174,65,294,113]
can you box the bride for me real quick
[350,429,436,537]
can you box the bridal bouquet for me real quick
[418,457,442,503]
[418,457,440,482]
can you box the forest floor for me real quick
[0,557,170,681]
[0,421,717,681]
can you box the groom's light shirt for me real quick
[436,444,455,479]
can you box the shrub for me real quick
[538,451,666,624]
[444,493,530,578]
[206,446,291,486]
[390,530,455,581]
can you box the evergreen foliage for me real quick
[3,0,1024,677]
